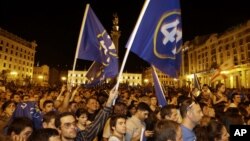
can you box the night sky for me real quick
[1,0,249,72]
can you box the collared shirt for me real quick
[125,115,146,141]
[75,106,112,141]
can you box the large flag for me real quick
[152,66,167,107]
[5,101,43,133]
[76,5,118,84]
[127,0,182,78]
[211,59,234,82]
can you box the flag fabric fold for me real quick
[127,0,182,78]
[76,5,118,84]
[152,66,167,107]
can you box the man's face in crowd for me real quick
[11,127,33,141]
[59,115,77,140]
[188,103,203,125]
[13,94,21,103]
[169,109,179,122]
[138,110,149,121]
[86,99,98,112]
[113,118,126,135]
[44,103,54,113]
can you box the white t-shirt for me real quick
[108,136,125,141]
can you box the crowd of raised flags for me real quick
[1,0,247,141]
[73,0,183,108]
[72,0,234,107]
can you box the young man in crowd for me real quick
[125,102,154,141]
[108,115,126,141]
[54,88,118,141]
[180,99,203,141]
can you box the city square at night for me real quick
[0,0,250,140]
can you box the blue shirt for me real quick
[181,125,196,141]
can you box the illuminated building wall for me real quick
[68,70,142,86]
[0,28,37,83]
[142,67,179,87]
[33,65,49,86]
[181,20,250,88]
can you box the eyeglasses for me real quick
[186,102,195,111]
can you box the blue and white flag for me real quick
[76,4,118,84]
[152,66,167,107]
[8,102,43,130]
[127,0,182,78]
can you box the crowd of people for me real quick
[0,81,250,141]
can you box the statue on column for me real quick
[112,13,119,31]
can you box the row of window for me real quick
[0,46,34,60]
[0,40,35,56]
[0,54,33,67]
[194,35,250,54]
[33,72,48,75]
[1,62,33,73]
[209,28,250,44]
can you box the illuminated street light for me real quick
[10,71,18,76]
[38,75,44,79]
[61,76,67,81]
[144,79,149,83]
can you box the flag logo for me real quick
[97,30,118,66]
[154,11,182,59]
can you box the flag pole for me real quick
[115,0,150,90]
[72,4,90,84]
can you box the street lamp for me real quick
[38,75,44,79]
[144,78,149,86]
[38,75,44,86]
[61,76,67,81]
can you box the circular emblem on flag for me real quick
[153,10,182,59]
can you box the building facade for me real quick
[143,67,179,87]
[181,20,250,88]
[33,65,49,86]
[67,70,142,86]
[0,28,37,84]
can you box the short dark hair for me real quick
[113,102,127,115]
[54,112,75,128]
[216,83,224,91]
[230,92,240,102]
[43,111,58,123]
[207,120,226,141]
[75,108,88,118]
[7,117,33,135]
[136,102,151,112]
[154,120,180,141]
[43,100,54,108]
[1,101,15,112]
[109,115,126,131]
[180,98,196,118]
[28,128,59,141]
[160,105,176,119]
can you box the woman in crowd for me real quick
[207,120,229,141]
